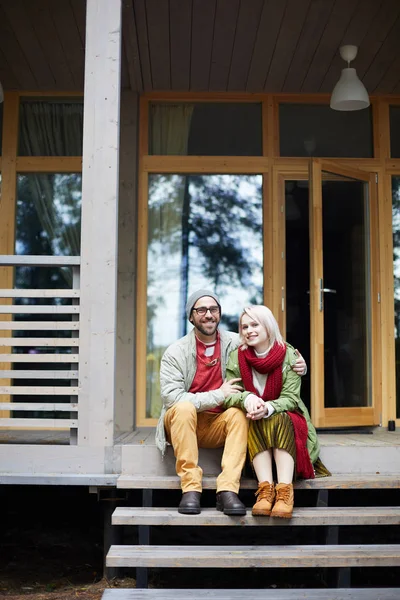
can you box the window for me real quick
[18,99,83,156]
[149,103,262,156]
[146,173,263,417]
[279,103,373,158]
[16,173,82,258]
[389,106,400,158]
[392,175,400,418]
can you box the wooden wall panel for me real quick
[282,0,334,93]
[0,5,37,89]
[48,0,85,89]
[0,1,400,94]
[146,0,170,90]
[0,46,18,90]
[132,0,152,90]
[353,1,400,82]
[363,16,400,93]
[264,0,311,92]
[70,0,86,46]
[227,0,264,91]
[301,0,358,92]
[1,0,54,88]
[122,0,143,92]
[24,0,75,89]
[209,0,240,91]
[246,0,287,92]
[169,0,192,91]
[377,55,400,95]
[319,0,382,93]
[190,0,216,91]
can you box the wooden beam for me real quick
[15,156,82,172]
[78,0,122,447]
[121,0,143,92]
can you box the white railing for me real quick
[0,256,80,443]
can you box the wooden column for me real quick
[78,0,122,447]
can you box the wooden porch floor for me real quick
[0,426,399,447]
[115,427,400,447]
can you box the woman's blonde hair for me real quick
[239,305,285,351]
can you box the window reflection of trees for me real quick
[146,173,263,418]
[392,176,400,417]
[13,173,81,421]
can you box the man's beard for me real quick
[195,321,218,337]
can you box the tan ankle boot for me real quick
[252,481,275,516]
[271,483,294,519]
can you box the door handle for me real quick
[322,288,337,294]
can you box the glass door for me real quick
[309,160,380,428]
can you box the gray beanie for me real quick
[186,289,221,321]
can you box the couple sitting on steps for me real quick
[156,289,330,519]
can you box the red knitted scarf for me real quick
[238,342,315,480]
[238,342,286,401]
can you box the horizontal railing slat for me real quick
[0,354,79,363]
[0,255,81,267]
[0,370,78,379]
[0,386,79,395]
[0,403,77,411]
[0,321,79,330]
[0,306,79,314]
[0,338,79,347]
[0,418,77,428]
[0,290,80,298]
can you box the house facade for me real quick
[1,0,400,479]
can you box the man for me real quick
[156,289,306,515]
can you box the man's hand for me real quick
[220,378,243,398]
[293,350,307,376]
[244,394,265,420]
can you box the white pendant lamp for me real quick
[330,45,370,111]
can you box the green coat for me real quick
[224,344,320,464]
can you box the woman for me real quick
[224,305,329,519]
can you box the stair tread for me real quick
[112,505,400,526]
[117,473,400,490]
[106,544,400,568]
[102,589,400,600]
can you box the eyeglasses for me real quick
[192,306,220,316]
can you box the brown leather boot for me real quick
[252,481,275,516]
[271,483,294,519]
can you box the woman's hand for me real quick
[244,394,266,420]
[293,350,307,376]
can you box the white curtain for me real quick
[19,101,83,259]
[150,104,194,155]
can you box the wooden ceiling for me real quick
[1,0,400,95]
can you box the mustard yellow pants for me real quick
[164,401,249,493]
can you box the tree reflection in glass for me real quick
[392,176,400,418]
[146,174,263,418]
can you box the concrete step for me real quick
[112,506,400,527]
[102,589,400,600]
[117,473,400,490]
[106,544,400,569]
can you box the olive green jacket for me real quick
[223,344,320,464]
